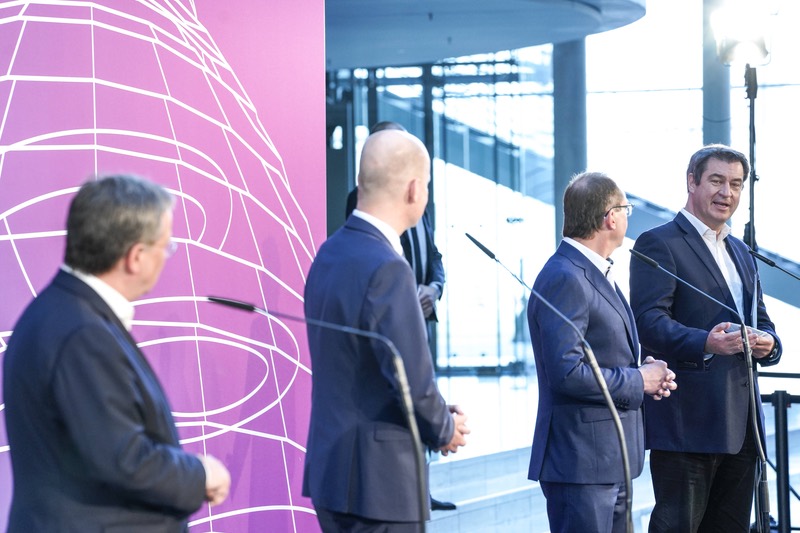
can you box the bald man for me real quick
[303,130,469,532]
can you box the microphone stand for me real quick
[750,249,800,282]
[206,296,429,531]
[629,249,771,533]
[466,233,634,533]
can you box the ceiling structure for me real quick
[325,0,646,70]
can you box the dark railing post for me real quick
[773,390,790,533]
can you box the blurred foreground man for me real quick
[528,171,676,533]
[304,130,469,532]
[3,175,230,532]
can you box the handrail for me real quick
[759,384,799,533]
[760,372,800,379]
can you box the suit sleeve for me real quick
[422,215,445,295]
[363,258,453,449]
[52,324,206,515]
[630,231,710,368]
[529,265,644,410]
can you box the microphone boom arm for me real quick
[206,295,429,529]
[750,249,800,282]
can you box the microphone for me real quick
[629,247,771,525]
[749,249,800,282]
[465,232,495,260]
[465,233,634,533]
[205,295,429,527]
[749,249,775,268]
[207,296,402,348]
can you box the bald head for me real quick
[356,129,430,233]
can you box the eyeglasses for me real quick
[604,204,634,218]
[145,238,178,258]
[165,239,178,258]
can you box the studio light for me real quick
[711,4,770,66]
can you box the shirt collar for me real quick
[681,208,731,242]
[563,237,610,276]
[352,209,404,256]
[61,264,135,330]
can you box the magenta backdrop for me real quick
[0,1,325,531]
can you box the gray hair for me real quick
[65,175,173,274]
[687,144,750,186]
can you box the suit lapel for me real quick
[725,237,756,324]
[675,213,738,311]
[559,243,639,360]
[615,284,639,356]
[105,321,181,445]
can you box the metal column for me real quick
[553,39,587,243]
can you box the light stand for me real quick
[741,63,772,533]
[712,8,772,530]
[743,63,758,250]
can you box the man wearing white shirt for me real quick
[527,171,676,533]
[630,144,782,532]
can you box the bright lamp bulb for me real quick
[712,5,770,66]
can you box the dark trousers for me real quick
[648,420,758,533]
[540,480,628,533]
[315,507,423,533]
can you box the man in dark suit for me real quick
[3,175,230,532]
[304,129,469,532]
[400,214,445,321]
[345,121,453,511]
[528,171,676,533]
[630,145,781,532]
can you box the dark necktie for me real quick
[410,226,424,285]
[605,257,638,353]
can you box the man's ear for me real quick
[603,210,616,230]
[406,178,420,205]
[687,173,696,193]
[124,242,144,274]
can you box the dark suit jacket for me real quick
[527,242,645,484]
[400,214,445,290]
[630,212,781,454]
[303,215,454,522]
[3,270,206,533]
[400,214,445,321]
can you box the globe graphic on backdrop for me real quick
[0,1,318,531]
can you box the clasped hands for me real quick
[705,322,775,359]
[639,356,677,401]
[437,404,470,456]
[417,284,439,319]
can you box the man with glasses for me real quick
[527,171,676,533]
[3,175,231,532]
[630,144,781,532]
